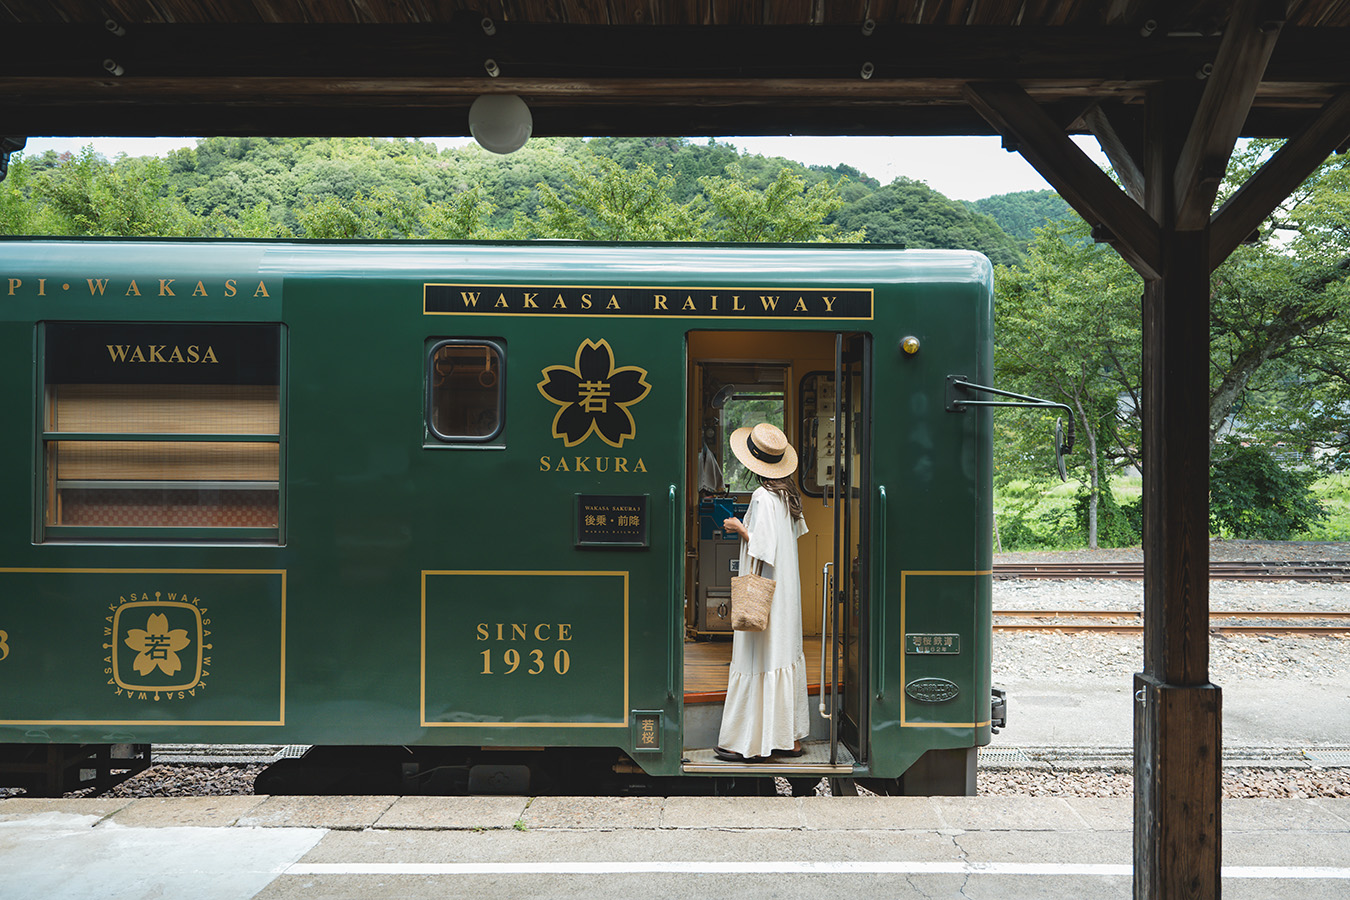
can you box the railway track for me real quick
[994,609,1350,635]
[993,561,1350,581]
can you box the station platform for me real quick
[3,793,1348,899]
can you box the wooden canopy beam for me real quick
[1172,0,1286,230]
[1210,91,1350,266]
[1083,102,1145,203]
[963,81,1161,278]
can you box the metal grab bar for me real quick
[875,484,886,700]
[668,484,678,700]
[819,561,833,720]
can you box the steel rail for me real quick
[995,609,1350,620]
[993,561,1350,582]
[994,608,1350,635]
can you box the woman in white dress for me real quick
[715,422,810,762]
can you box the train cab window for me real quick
[39,322,284,543]
[704,364,787,492]
[426,339,505,444]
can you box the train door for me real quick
[682,331,867,778]
[807,334,869,766]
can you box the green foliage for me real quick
[20,147,200,236]
[993,216,1142,547]
[699,165,864,243]
[1209,439,1327,539]
[1297,473,1350,539]
[1074,483,1138,548]
[994,482,1081,550]
[830,177,1023,265]
[966,190,1072,249]
[1207,142,1350,457]
[525,157,709,241]
[3,136,1034,259]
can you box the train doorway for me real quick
[682,331,868,777]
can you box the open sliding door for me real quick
[820,333,869,765]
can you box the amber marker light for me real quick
[901,336,921,355]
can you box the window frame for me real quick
[424,337,507,447]
[35,321,287,545]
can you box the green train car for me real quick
[0,239,998,796]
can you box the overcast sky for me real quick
[20,134,1109,202]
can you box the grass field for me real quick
[993,472,1350,550]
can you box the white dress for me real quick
[717,486,810,758]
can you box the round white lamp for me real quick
[468,94,533,154]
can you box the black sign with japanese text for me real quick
[575,494,648,548]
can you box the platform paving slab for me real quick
[930,795,1087,832]
[109,795,268,828]
[1223,797,1350,833]
[0,796,132,822]
[660,795,805,829]
[295,825,969,865]
[798,795,944,831]
[1307,797,1350,826]
[954,828,1134,864]
[1225,831,1350,867]
[1058,797,1133,831]
[234,794,397,830]
[524,795,665,829]
[373,794,528,829]
[0,812,323,900]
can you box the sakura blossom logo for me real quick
[106,591,211,700]
[125,613,191,677]
[537,338,652,448]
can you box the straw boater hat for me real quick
[730,422,798,479]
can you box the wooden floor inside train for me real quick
[683,636,825,703]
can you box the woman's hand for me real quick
[722,517,748,541]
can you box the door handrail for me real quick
[875,484,886,701]
[819,561,833,720]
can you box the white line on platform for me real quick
[286,861,1350,879]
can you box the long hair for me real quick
[759,475,804,522]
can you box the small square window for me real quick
[427,339,505,443]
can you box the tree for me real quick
[994,217,1141,548]
[1210,438,1326,538]
[699,165,864,243]
[522,157,709,241]
[23,148,200,236]
[1208,142,1350,464]
[967,190,1073,249]
[295,188,422,239]
[830,177,1023,265]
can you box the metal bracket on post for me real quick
[946,375,1077,479]
[0,137,27,182]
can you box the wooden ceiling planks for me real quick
[0,1,1346,137]
[0,0,1262,25]
[0,0,1348,26]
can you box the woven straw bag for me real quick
[730,558,775,632]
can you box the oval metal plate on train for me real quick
[905,634,961,655]
[905,678,961,703]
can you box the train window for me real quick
[426,339,505,443]
[702,364,787,493]
[39,322,284,543]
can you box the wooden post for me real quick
[1134,86,1222,900]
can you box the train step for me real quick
[681,741,857,776]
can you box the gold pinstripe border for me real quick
[420,569,629,728]
[0,567,286,727]
[899,569,992,729]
